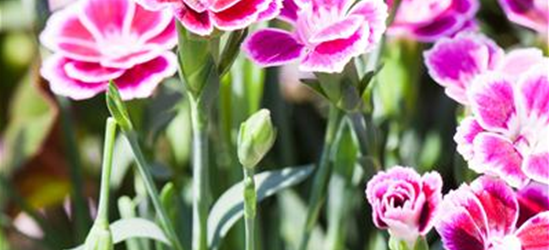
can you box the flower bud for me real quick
[237,109,276,169]
[83,224,114,250]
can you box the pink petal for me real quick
[515,211,549,250]
[41,55,108,100]
[410,14,463,42]
[436,186,486,250]
[79,0,135,40]
[130,3,175,43]
[56,41,103,62]
[183,0,209,12]
[454,117,484,160]
[210,0,241,12]
[470,176,519,238]
[40,5,97,52]
[471,132,528,188]
[498,48,545,79]
[308,16,363,43]
[173,2,214,36]
[440,185,490,237]
[517,181,549,226]
[524,153,549,185]
[498,0,548,33]
[468,73,517,132]
[145,20,178,49]
[279,0,299,23]
[134,0,180,11]
[114,52,178,100]
[517,62,549,123]
[64,60,125,83]
[257,0,283,21]
[243,28,305,67]
[301,25,369,73]
[349,0,388,46]
[452,0,480,16]
[211,0,270,31]
[418,172,443,234]
[423,33,499,104]
[99,45,164,69]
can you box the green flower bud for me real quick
[83,224,114,250]
[237,109,276,169]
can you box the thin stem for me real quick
[95,118,117,227]
[57,96,90,241]
[189,95,210,250]
[298,105,344,250]
[243,167,256,250]
[124,131,185,250]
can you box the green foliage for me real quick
[69,219,170,250]
[208,165,314,250]
[2,68,57,173]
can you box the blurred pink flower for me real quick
[455,61,549,188]
[436,176,549,250]
[243,0,388,73]
[498,0,548,34]
[365,166,442,245]
[135,0,282,36]
[424,32,545,105]
[40,0,178,100]
[388,0,479,42]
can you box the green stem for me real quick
[95,118,117,227]
[124,131,185,250]
[243,168,257,250]
[189,95,210,250]
[57,96,90,241]
[298,105,344,250]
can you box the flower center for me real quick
[99,32,141,58]
[488,235,522,250]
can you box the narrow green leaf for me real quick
[218,29,248,77]
[67,218,171,250]
[208,165,314,249]
[300,78,328,100]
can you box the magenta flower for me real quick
[436,176,549,250]
[454,61,549,188]
[136,0,282,36]
[243,0,388,73]
[498,0,548,34]
[40,0,178,100]
[424,32,545,105]
[365,166,443,245]
[388,0,479,42]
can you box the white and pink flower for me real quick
[498,0,548,34]
[436,176,549,250]
[135,0,282,36]
[40,0,178,100]
[388,0,480,42]
[424,32,546,105]
[365,166,443,245]
[243,0,388,73]
[455,61,549,188]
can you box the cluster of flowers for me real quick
[39,0,547,249]
[366,8,548,250]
